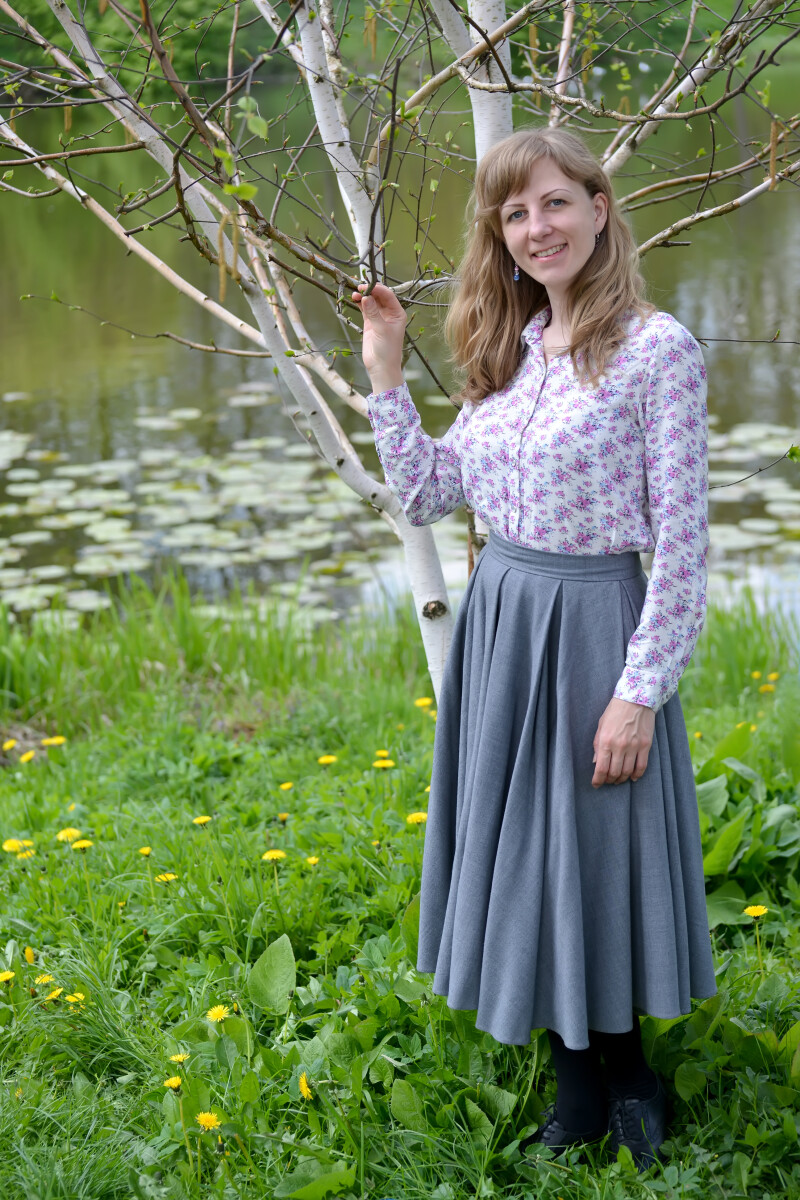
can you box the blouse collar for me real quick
[520,305,552,349]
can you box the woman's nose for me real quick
[526,209,552,240]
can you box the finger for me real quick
[630,749,649,782]
[615,750,638,785]
[592,748,612,788]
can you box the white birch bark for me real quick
[468,0,514,160]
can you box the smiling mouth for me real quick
[532,243,566,259]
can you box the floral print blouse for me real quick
[366,305,709,713]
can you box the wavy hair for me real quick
[444,126,653,402]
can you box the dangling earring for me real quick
[513,262,520,282]
[595,231,601,244]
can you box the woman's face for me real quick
[499,159,608,297]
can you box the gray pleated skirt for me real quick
[417,530,717,1050]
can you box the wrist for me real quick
[368,369,405,395]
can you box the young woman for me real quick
[352,126,716,1170]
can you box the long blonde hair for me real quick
[444,127,653,401]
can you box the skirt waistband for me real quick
[484,530,643,581]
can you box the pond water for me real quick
[1,102,799,632]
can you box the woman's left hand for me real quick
[592,697,655,787]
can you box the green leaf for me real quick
[323,1032,360,1069]
[674,1060,707,1101]
[274,1160,356,1199]
[702,812,747,876]
[247,933,296,1013]
[391,1078,427,1132]
[215,1033,239,1070]
[223,182,258,202]
[705,880,749,928]
[696,774,728,818]
[222,1015,255,1058]
[479,1082,517,1120]
[787,444,800,463]
[464,1096,492,1145]
[402,892,420,962]
[240,1070,260,1104]
[246,116,270,140]
[696,724,751,782]
[779,1019,800,1060]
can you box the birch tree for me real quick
[1,0,798,697]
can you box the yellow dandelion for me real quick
[56,827,82,843]
[414,697,432,708]
[0,970,15,984]
[207,1004,230,1023]
[196,1111,222,1132]
[45,986,63,1001]
[425,785,430,792]
[15,1086,23,1099]
[24,946,34,964]
[19,750,35,764]
[767,671,780,681]
[2,739,17,751]
[744,904,768,918]
[192,815,212,826]
[428,709,437,719]
[758,684,775,694]
[66,992,85,1003]
[373,759,396,768]
[299,1071,313,1100]
[139,846,152,857]
[2,838,23,853]
[163,1076,182,1090]
[41,736,66,747]
[155,872,178,883]
[693,731,703,739]
[262,849,286,861]
[406,811,428,825]
[277,812,289,823]
[371,839,381,846]
[35,973,54,985]
[117,900,126,908]
[375,749,389,757]
[317,754,338,765]
[169,1053,190,1064]
[71,839,93,851]
[16,848,35,860]
[750,724,758,732]
[66,802,76,813]
[750,670,762,679]
[305,855,320,866]
[396,723,405,730]
[279,781,293,791]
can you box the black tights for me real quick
[546,1023,657,1133]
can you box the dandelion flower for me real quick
[15,1086,22,1099]
[66,992,85,1003]
[406,812,428,825]
[262,849,286,861]
[373,759,396,769]
[192,815,212,826]
[371,839,380,847]
[317,754,337,765]
[139,846,151,857]
[277,812,289,823]
[196,1111,222,1132]
[155,872,178,883]
[169,1053,190,1064]
[693,731,703,739]
[163,1076,182,1090]
[56,827,82,843]
[375,749,389,757]
[71,839,93,851]
[24,946,34,964]
[750,724,758,732]
[207,1004,230,1023]
[750,670,762,679]
[67,802,76,813]
[17,849,35,860]
[19,750,35,764]
[305,856,320,866]
[2,838,23,853]
[41,736,66,747]
[35,973,54,985]
[279,781,293,791]
[2,739,17,751]
[396,723,405,730]
[0,970,15,984]
[767,671,780,681]
[414,697,432,708]
[744,904,768,918]
[299,1071,313,1100]
[758,683,775,694]
[424,786,430,792]
[45,987,63,1001]
[735,721,747,729]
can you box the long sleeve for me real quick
[366,382,474,526]
[612,320,709,712]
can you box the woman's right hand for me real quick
[351,281,406,393]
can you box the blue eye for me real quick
[548,198,566,207]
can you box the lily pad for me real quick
[10,530,53,546]
[64,590,113,612]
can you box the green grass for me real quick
[0,578,799,1198]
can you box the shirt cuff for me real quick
[612,672,667,713]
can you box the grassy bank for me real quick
[1,579,799,1199]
